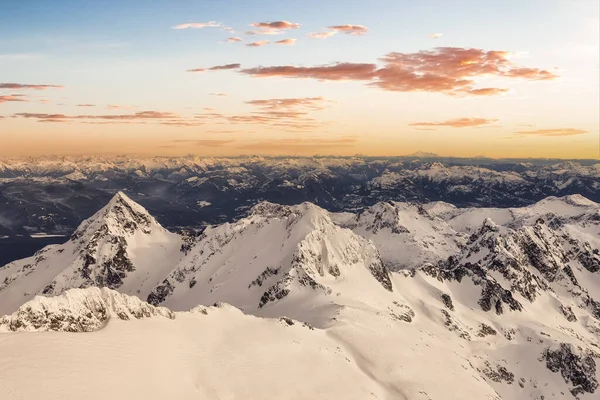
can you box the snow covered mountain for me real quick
[1,193,600,399]
[0,192,182,316]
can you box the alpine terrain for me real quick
[1,192,600,399]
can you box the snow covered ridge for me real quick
[1,194,600,398]
[0,287,174,332]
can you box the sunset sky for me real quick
[0,0,598,158]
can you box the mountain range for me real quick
[1,192,599,399]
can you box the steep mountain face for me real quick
[147,202,393,323]
[332,201,464,271]
[0,192,182,316]
[0,287,174,332]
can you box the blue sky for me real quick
[0,0,598,158]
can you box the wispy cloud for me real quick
[226,37,242,43]
[275,38,297,45]
[409,118,498,128]
[76,104,95,107]
[14,110,179,123]
[0,83,63,90]
[431,33,443,39]
[246,40,270,47]
[193,96,331,131]
[328,25,368,35]
[515,128,588,137]
[0,94,28,103]
[240,47,558,96]
[187,63,241,73]
[307,31,338,39]
[106,104,137,110]
[172,21,221,30]
[250,21,300,30]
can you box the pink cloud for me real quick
[275,38,297,45]
[172,21,221,30]
[328,25,368,35]
[246,40,270,47]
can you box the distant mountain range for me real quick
[1,156,599,243]
[1,192,599,399]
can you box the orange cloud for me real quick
[194,96,331,131]
[187,63,241,72]
[276,38,297,45]
[251,21,300,30]
[14,110,179,123]
[172,22,221,30]
[409,118,498,128]
[0,83,62,90]
[209,63,241,70]
[106,104,137,110]
[241,62,377,81]
[227,37,242,42]
[515,128,588,137]
[246,40,270,47]
[0,94,28,103]
[328,25,368,35]
[307,31,338,39]
[240,47,558,96]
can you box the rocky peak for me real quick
[70,191,160,242]
[0,287,174,332]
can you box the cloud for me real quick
[431,33,443,39]
[241,62,377,81]
[187,63,241,73]
[515,128,588,137]
[171,139,236,147]
[227,37,242,43]
[240,47,558,96]
[106,104,137,110]
[307,31,338,39]
[409,118,498,128]
[76,104,95,107]
[14,110,179,123]
[328,25,368,35]
[209,63,241,70]
[209,93,229,97]
[172,21,221,30]
[194,96,331,131]
[250,21,300,30]
[246,41,270,47]
[245,97,328,110]
[0,94,28,103]
[276,38,297,45]
[0,83,62,90]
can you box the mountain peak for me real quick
[71,191,161,241]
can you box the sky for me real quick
[0,0,598,159]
